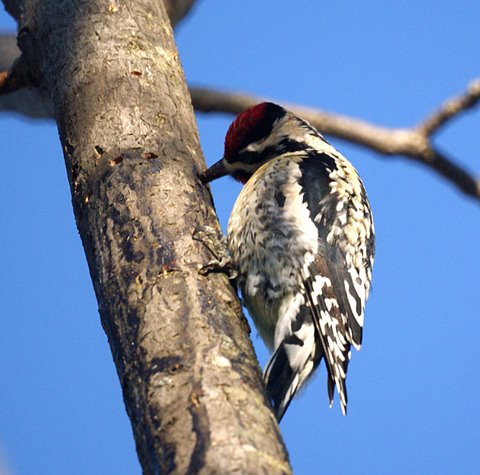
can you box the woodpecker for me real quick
[202,102,375,421]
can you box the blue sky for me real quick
[1,1,479,474]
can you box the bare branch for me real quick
[190,85,480,201]
[421,148,480,199]
[190,86,430,156]
[418,78,480,136]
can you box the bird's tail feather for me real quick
[264,340,323,421]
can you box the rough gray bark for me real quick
[2,0,291,473]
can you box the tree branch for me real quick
[418,79,480,136]
[190,86,425,155]
[421,148,480,198]
[190,85,480,200]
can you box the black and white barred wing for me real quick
[299,152,374,414]
[303,245,362,415]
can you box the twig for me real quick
[418,79,480,136]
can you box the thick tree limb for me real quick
[190,85,480,200]
[3,0,291,473]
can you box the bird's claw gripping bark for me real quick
[193,225,238,280]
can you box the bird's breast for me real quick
[227,157,319,345]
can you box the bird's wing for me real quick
[298,152,374,413]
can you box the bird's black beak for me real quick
[201,158,228,183]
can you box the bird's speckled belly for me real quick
[227,157,319,348]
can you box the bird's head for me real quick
[202,102,317,184]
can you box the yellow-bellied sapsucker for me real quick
[202,102,375,421]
